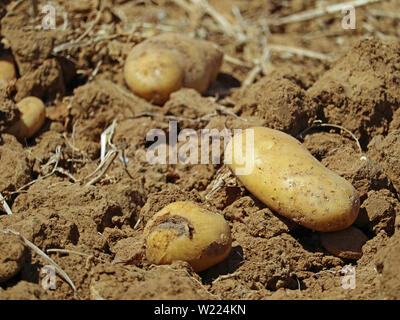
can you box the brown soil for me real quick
[0,0,399,300]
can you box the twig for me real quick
[100,120,117,163]
[0,192,13,215]
[223,54,253,68]
[0,229,77,292]
[121,148,135,180]
[75,0,105,43]
[54,168,79,183]
[242,64,262,88]
[8,0,24,14]
[12,146,62,195]
[205,166,233,200]
[368,9,400,19]
[189,0,246,41]
[171,0,197,15]
[53,35,119,54]
[30,0,38,17]
[299,120,365,159]
[47,248,91,257]
[88,58,103,81]
[272,0,382,26]
[85,149,118,187]
[216,104,245,121]
[268,44,333,61]
[212,271,242,284]
[133,217,142,230]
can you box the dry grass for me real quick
[0,228,77,294]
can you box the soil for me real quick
[0,0,400,300]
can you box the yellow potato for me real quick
[124,33,223,105]
[226,127,360,232]
[0,55,16,89]
[143,201,231,272]
[7,97,46,139]
[125,51,183,105]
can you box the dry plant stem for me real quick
[368,9,400,19]
[319,123,363,155]
[30,0,38,17]
[215,104,245,121]
[205,167,233,200]
[189,0,237,38]
[89,59,103,81]
[242,64,262,88]
[133,217,142,230]
[121,148,135,180]
[212,271,242,284]
[55,168,79,183]
[0,229,77,292]
[47,248,91,257]
[223,54,253,68]
[13,146,62,195]
[171,0,197,15]
[272,0,383,25]
[75,0,105,43]
[53,35,119,54]
[0,192,13,215]
[90,285,106,300]
[8,0,24,14]
[242,46,272,88]
[85,149,118,187]
[299,121,363,155]
[268,44,333,61]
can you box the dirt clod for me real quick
[0,233,27,283]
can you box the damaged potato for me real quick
[226,127,360,232]
[7,96,46,139]
[143,201,232,272]
[0,55,16,89]
[124,33,223,105]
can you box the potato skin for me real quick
[124,33,223,104]
[143,201,231,272]
[227,127,360,232]
[0,56,16,89]
[7,97,46,139]
[124,50,183,105]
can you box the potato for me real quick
[124,33,223,105]
[143,201,231,272]
[320,226,368,259]
[0,55,16,89]
[125,51,183,105]
[7,97,46,139]
[226,127,360,232]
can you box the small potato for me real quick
[0,55,16,89]
[7,97,46,139]
[320,226,368,259]
[125,51,183,105]
[124,33,223,105]
[143,201,231,272]
[226,127,360,232]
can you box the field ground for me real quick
[0,0,400,299]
